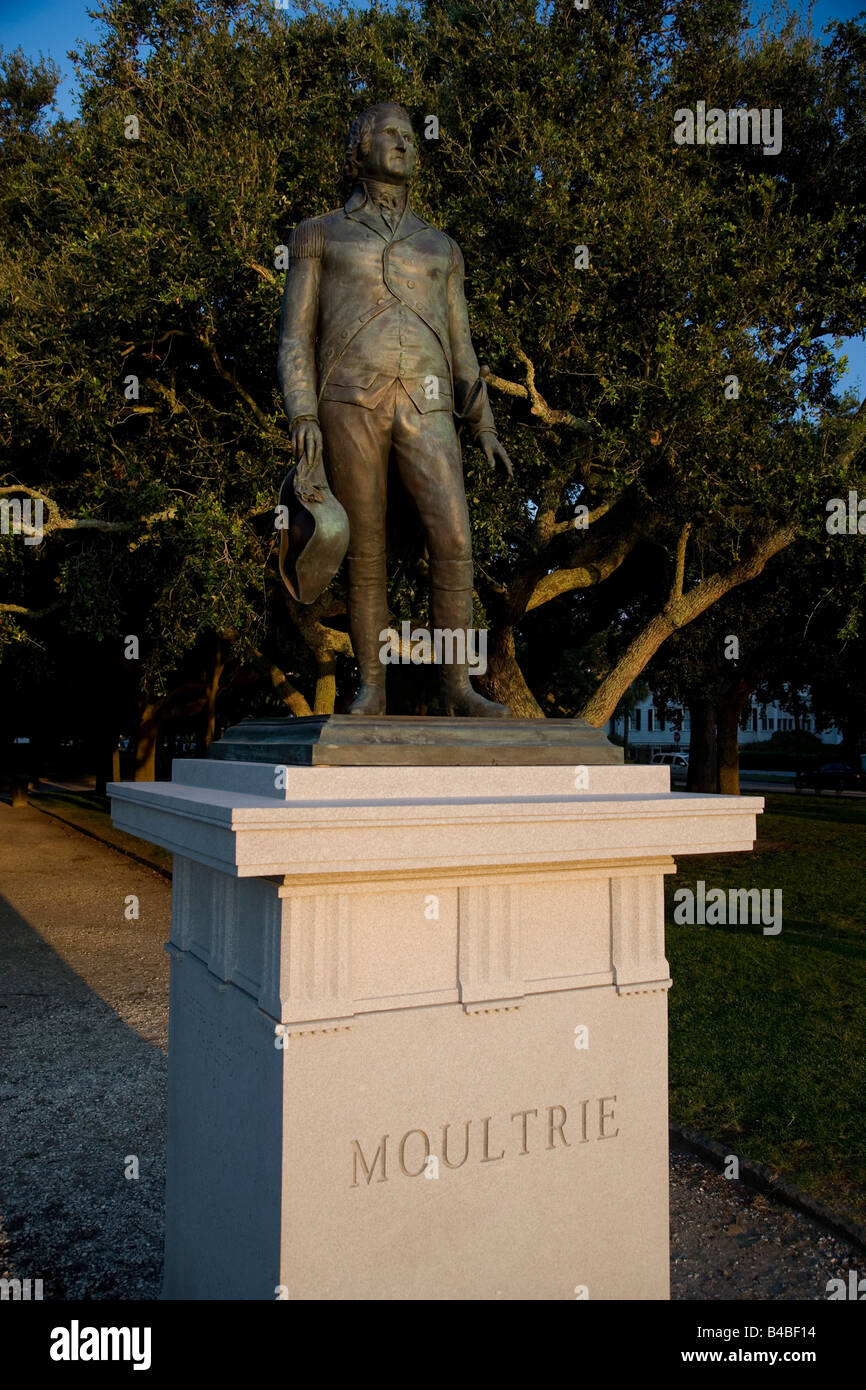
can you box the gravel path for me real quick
[0,805,167,1299]
[669,1149,859,1300]
[0,803,860,1300]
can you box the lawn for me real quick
[667,792,866,1224]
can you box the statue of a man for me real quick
[277,101,512,717]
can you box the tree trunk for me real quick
[479,626,544,717]
[313,653,337,714]
[135,701,159,781]
[840,721,862,769]
[135,684,208,780]
[251,652,313,716]
[717,680,750,795]
[95,740,121,795]
[687,697,718,793]
[203,641,226,749]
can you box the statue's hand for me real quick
[291,418,323,479]
[479,433,513,479]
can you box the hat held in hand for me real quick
[277,460,350,605]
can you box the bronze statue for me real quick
[277,101,513,717]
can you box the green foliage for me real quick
[2,0,866,734]
[764,727,823,753]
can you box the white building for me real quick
[606,693,841,755]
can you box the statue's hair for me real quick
[343,102,413,182]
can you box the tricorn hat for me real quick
[277,461,350,605]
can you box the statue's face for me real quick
[360,110,416,184]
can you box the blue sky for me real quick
[1,0,101,120]
[2,0,864,394]
[4,0,866,117]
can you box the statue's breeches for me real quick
[319,382,472,567]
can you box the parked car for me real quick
[796,762,863,794]
[651,752,688,784]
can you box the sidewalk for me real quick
[0,803,861,1300]
[0,804,169,1299]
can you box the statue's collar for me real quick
[344,182,428,241]
[359,177,408,214]
[345,181,409,213]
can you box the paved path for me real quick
[0,805,168,1299]
[0,804,860,1300]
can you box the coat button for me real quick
[406,280,415,287]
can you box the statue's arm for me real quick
[446,238,513,477]
[445,236,496,440]
[277,220,323,427]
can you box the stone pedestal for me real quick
[109,759,761,1300]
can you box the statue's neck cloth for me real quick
[361,177,408,227]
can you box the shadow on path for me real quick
[0,806,169,1299]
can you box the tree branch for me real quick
[668,522,692,607]
[0,486,176,540]
[0,601,62,619]
[577,524,798,726]
[485,347,592,433]
[141,377,188,416]
[249,650,312,716]
[524,524,642,612]
[550,498,614,536]
[248,260,277,285]
[197,330,275,432]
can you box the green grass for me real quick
[668,793,866,1223]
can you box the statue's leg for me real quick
[391,397,511,718]
[319,392,393,715]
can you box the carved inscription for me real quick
[350,1097,619,1187]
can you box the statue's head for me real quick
[344,102,416,186]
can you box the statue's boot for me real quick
[431,558,512,718]
[346,555,388,716]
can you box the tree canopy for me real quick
[2,0,865,775]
